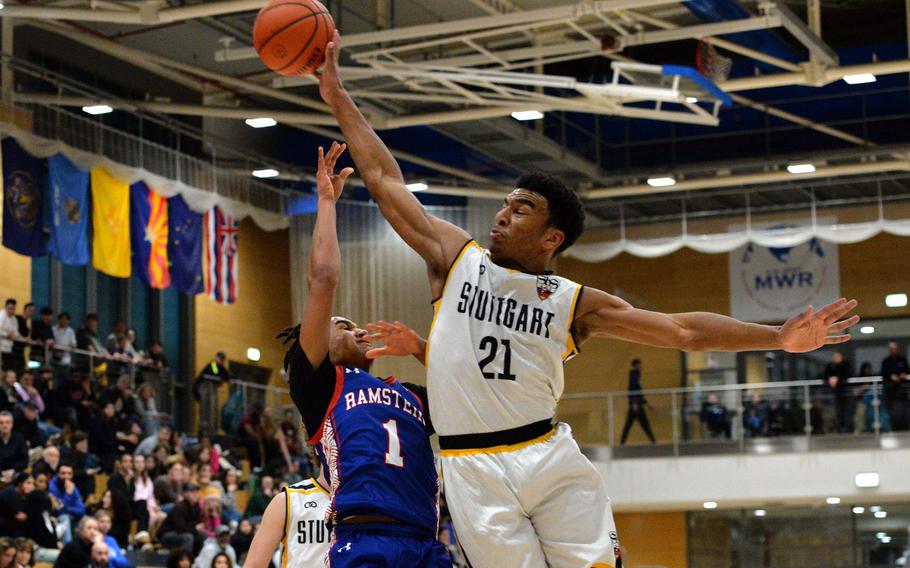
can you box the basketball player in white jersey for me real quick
[318,31,860,568]
[243,467,331,568]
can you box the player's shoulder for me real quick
[286,478,329,496]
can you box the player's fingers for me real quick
[338,167,354,183]
[365,347,390,359]
[825,334,851,344]
[795,305,814,323]
[825,299,858,325]
[815,298,847,319]
[828,315,860,333]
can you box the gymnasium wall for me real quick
[615,512,687,568]
[556,229,910,445]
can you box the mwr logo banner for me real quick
[728,227,840,323]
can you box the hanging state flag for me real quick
[48,154,90,265]
[203,206,239,304]
[90,167,131,278]
[168,194,204,295]
[2,138,47,257]
[131,182,171,289]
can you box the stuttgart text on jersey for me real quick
[456,281,556,338]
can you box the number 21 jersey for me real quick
[426,241,582,436]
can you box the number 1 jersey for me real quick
[426,241,582,436]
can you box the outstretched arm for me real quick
[317,32,470,298]
[242,492,286,568]
[574,288,859,353]
[298,142,353,367]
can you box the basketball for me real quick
[253,0,335,76]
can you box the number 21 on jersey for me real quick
[478,335,517,381]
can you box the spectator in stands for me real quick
[229,519,253,560]
[93,512,129,568]
[104,321,126,354]
[89,490,131,550]
[148,447,168,479]
[196,464,224,502]
[192,526,237,568]
[742,391,770,437]
[882,342,910,431]
[14,537,35,568]
[12,372,58,444]
[823,351,855,433]
[89,402,121,472]
[54,515,98,568]
[146,341,169,369]
[242,475,275,522]
[15,304,35,367]
[31,308,55,362]
[857,361,889,432]
[67,432,100,499]
[88,540,108,568]
[134,384,161,436]
[12,401,40,450]
[51,314,76,369]
[620,359,656,445]
[53,372,91,431]
[700,393,732,439]
[1,299,25,374]
[0,411,28,483]
[49,463,86,544]
[196,434,221,477]
[76,314,108,358]
[100,376,136,427]
[135,423,173,456]
[165,550,192,568]
[106,453,134,498]
[210,552,232,568]
[158,482,204,554]
[154,462,184,514]
[0,473,34,537]
[0,371,20,413]
[132,454,166,537]
[33,445,61,479]
[1,539,15,568]
[23,472,59,555]
[220,469,243,525]
[199,496,223,541]
[117,422,142,456]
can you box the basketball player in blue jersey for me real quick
[318,32,861,568]
[276,141,451,567]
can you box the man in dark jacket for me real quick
[823,351,855,433]
[157,483,203,554]
[54,516,100,568]
[0,472,34,537]
[0,411,28,483]
[13,401,41,449]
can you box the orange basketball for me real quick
[253,0,335,77]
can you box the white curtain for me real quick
[288,198,500,381]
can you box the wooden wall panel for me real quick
[615,511,687,568]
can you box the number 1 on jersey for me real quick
[382,419,404,467]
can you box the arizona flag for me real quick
[91,167,131,278]
[131,182,170,289]
[203,206,238,304]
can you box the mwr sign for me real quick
[729,237,840,323]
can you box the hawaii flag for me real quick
[203,206,238,304]
[130,182,170,289]
[90,167,131,278]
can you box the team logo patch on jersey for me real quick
[536,275,560,300]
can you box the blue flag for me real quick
[2,138,47,257]
[48,153,90,265]
[168,194,204,295]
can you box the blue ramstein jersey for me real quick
[313,365,439,536]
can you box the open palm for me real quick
[779,298,860,353]
[316,141,354,201]
[365,321,423,359]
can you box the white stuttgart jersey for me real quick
[427,241,582,435]
[280,478,331,568]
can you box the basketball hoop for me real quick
[697,40,732,83]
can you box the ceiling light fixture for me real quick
[406,182,428,192]
[874,511,888,519]
[885,293,908,308]
[860,326,875,335]
[245,117,277,128]
[843,73,877,85]
[647,176,676,188]
[853,507,865,514]
[881,536,892,544]
[82,104,113,115]
[686,96,699,103]
[252,168,279,178]
[246,347,261,362]
[511,110,544,121]
[787,163,816,174]
[703,501,718,510]
[856,472,880,488]
[754,509,767,517]
[826,497,841,505]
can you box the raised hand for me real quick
[316,141,354,201]
[365,320,425,360]
[778,298,860,353]
[316,30,344,105]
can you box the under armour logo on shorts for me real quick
[337,542,352,553]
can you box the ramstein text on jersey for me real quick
[456,282,556,339]
[343,382,427,427]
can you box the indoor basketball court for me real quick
[0,1,908,567]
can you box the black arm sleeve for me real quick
[287,344,340,440]
[402,382,433,436]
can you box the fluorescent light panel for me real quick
[406,182,428,192]
[855,472,880,488]
[787,163,816,174]
[826,497,841,505]
[843,73,877,85]
[860,326,875,335]
[82,104,113,115]
[754,509,767,517]
[245,117,277,128]
[852,507,865,514]
[885,293,908,308]
[647,176,676,188]
[703,501,718,510]
[252,168,279,178]
[686,96,699,103]
[874,511,888,519]
[511,110,544,121]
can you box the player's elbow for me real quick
[676,328,702,352]
[308,263,340,289]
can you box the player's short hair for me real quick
[515,172,585,254]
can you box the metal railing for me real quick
[559,376,900,456]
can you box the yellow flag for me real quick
[91,168,131,278]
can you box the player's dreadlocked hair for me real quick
[276,324,301,371]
